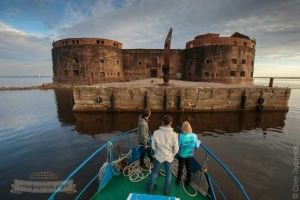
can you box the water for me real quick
[0,77,299,200]
[0,77,53,87]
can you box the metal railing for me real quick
[175,126,250,200]
[48,128,138,200]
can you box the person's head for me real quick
[162,115,172,126]
[182,121,192,133]
[143,108,151,118]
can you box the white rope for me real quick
[122,159,152,182]
[111,150,133,174]
[172,158,198,197]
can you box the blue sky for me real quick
[0,0,299,77]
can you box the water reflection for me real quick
[73,111,287,137]
[54,88,76,126]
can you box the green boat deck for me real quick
[91,171,211,200]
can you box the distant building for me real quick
[51,32,255,84]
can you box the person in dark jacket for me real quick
[138,108,154,170]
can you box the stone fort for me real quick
[51,32,256,84]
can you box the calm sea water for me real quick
[0,77,299,200]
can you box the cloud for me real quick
[0,21,52,76]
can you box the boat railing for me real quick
[48,128,138,200]
[175,126,250,200]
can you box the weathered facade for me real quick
[52,32,256,84]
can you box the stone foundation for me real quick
[73,79,290,112]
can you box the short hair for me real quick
[182,121,192,133]
[163,115,172,125]
[144,108,151,117]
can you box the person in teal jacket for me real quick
[176,121,200,187]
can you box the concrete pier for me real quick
[73,79,291,112]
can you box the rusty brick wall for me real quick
[73,86,291,112]
[52,39,123,84]
[122,49,185,79]
[185,45,255,84]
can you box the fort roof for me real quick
[230,32,250,40]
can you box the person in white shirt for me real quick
[146,115,179,195]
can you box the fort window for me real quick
[240,71,245,77]
[212,73,214,78]
[230,71,236,76]
[117,60,119,64]
[216,73,218,78]
[233,41,237,45]
[165,44,168,48]
[72,40,75,44]
[117,72,120,77]
[139,62,142,65]
[231,59,237,64]
[97,40,100,44]
[244,42,247,47]
[114,43,116,46]
[72,58,78,63]
[100,59,104,63]
[76,40,79,44]
[251,72,253,77]
[65,41,67,45]
[205,59,210,64]
[242,59,246,64]
[100,72,105,77]
[73,70,79,76]
[205,72,209,77]
[114,73,115,76]
[101,41,104,44]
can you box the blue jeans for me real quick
[147,158,172,193]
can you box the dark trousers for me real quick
[177,156,192,183]
[139,143,153,165]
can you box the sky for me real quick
[0,0,299,77]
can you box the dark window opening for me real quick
[244,42,247,47]
[230,71,236,76]
[73,70,79,76]
[251,72,253,77]
[100,59,104,63]
[205,59,210,64]
[165,44,168,48]
[242,59,246,64]
[117,60,119,64]
[117,72,120,77]
[65,41,67,45]
[72,40,75,44]
[231,59,237,64]
[240,71,245,77]
[76,40,79,44]
[101,40,104,44]
[216,73,218,78]
[97,40,100,44]
[138,62,142,65]
[72,58,78,63]
[212,73,214,78]
[205,72,209,77]
[113,43,116,46]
